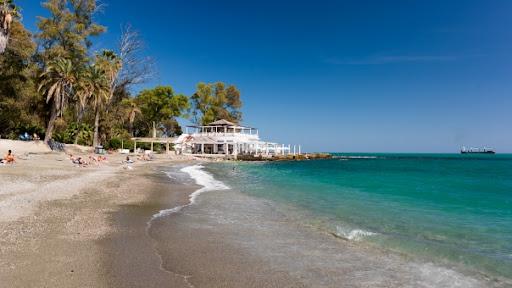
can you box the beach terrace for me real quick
[174,119,301,159]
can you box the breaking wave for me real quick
[151,165,229,220]
[335,226,378,241]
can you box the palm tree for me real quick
[121,98,141,136]
[38,57,76,143]
[0,0,19,53]
[73,68,91,144]
[93,50,121,145]
[74,68,90,116]
[81,65,109,147]
[96,50,122,101]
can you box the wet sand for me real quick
[147,165,510,288]
[98,165,199,288]
[0,153,308,287]
[2,152,509,287]
[0,152,198,287]
[150,206,308,288]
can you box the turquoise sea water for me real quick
[206,154,512,280]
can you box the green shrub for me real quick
[106,137,123,150]
[123,139,135,151]
[136,142,151,150]
[52,122,93,145]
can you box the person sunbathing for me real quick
[4,150,15,164]
[78,157,88,167]
[124,156,134,164]
[89,155,99,165]
[137,153,153,161]
[69,154,79,164]
[69,154,88,167]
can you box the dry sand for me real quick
[2,140,498,287]
[0,140,303,287]
[0,140,199,287]
[0,139,52,155]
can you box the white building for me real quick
[174,119,300,158]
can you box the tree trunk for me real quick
[74,108,84,145]
[44,104,58,144]
[0,10,11,54]
[93,107,100,147]
[128,120,134,137]
[0,31,9,54]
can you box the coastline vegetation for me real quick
[0,0,242,149]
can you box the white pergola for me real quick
[131,137,177,153]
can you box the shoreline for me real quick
[146,164,308,287]
[98,162,200,287]
[1,152,510,287]
[0,151,200,287]
[150,163,510,288]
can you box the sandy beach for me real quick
[0,147,302,287]
[1,142,510,288]
[3,1,511,286]
[0,143,303,288]
[0,141,197,287]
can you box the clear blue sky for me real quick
[21,1,512,153]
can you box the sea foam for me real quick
[334,155,379,159]
[335,226,377,241]
[151,165,229,220]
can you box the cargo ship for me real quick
[461,146,495,154]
